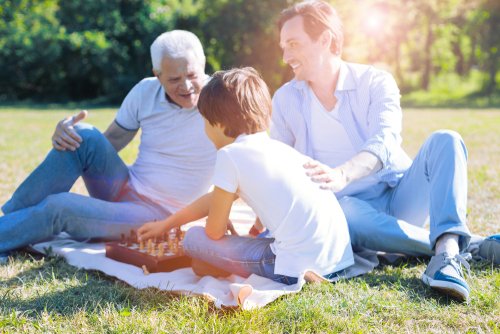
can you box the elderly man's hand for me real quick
[52,110,88,151]
[304,160,348,192]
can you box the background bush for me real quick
[0,0,499,104]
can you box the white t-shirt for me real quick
[116,77,216,213]
[213,132,354,277]
[309,86,380,197]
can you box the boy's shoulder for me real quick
[219,132,277,156]
[222,133,305,165]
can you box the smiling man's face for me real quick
[156,52,205,109]
[280,15,326,82]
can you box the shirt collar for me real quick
[235,131,269,143]
[336,60,356,91]
[158,83,197,112]
[158,84,173,104]
[289,60,356,92]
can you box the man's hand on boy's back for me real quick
[304,160,348,192]
[52,110,88,151]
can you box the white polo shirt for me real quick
[213,132,354,277]
[116,77,216,213]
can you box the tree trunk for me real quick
[421,18,433,91]
[453,35,465,76]
[485,52,498,94]
[484,12,499,94]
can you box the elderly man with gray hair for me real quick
[0,30,216,261]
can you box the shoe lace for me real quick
[446,253,471,277]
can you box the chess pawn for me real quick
[139,239,144,251]
[169,229,176,241]
[158,243,164,257]
[147,239,153,254]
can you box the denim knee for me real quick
[428,130,467,160]
[74,123,108,148]
[183,226,206,254]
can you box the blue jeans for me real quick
[341,130,471,256]
[183,226,299,285]
[184,227,344,285]
[0,123,168,253]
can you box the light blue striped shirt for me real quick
[270,61,412,187]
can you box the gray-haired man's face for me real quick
[155,52,205,109]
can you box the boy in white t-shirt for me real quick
[138,67,354,284]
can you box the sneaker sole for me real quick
[421,273,469,302]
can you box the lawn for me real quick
[0,107,499,333]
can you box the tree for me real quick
[474,0,500,93]
[0,0,180,102]
[192,0,293,93]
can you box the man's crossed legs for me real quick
[1,124,167,261]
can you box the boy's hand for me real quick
[248,218,265,237]
[227,220,238,236]
[137,220,167,241]
[303,160,348,192]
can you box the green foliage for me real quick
[402,69,500,108]
[190,0,293,93]
[0,0,176,102]
[0,0,499,103]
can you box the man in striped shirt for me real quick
[270,0,479,302]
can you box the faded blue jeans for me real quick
[183,226,343,285]
[0,123,168,253]
[183,226,299,285]
[340,130,471,256]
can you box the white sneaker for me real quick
[421,252,471,302]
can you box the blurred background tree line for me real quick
[0,0,499,106]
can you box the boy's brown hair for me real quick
[278,0,343,56]
[198,67,271,138]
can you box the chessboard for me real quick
[105,228,191,274]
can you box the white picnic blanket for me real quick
[31,204,378,309]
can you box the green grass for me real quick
[402,71,500,108]
[1,107,499,333]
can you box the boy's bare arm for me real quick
[205,186,238,240]
[249,217,265,237]
[137,191,213,240]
